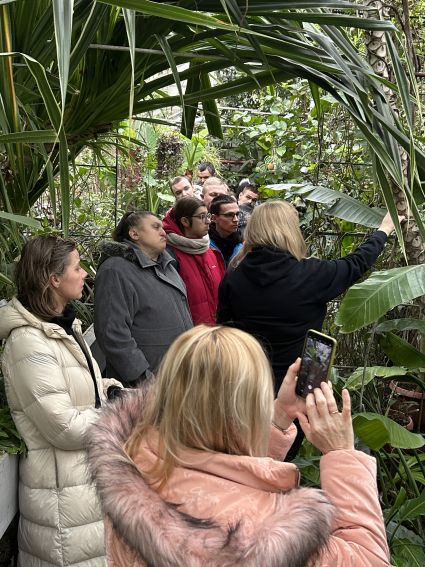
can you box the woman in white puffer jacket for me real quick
[0,236,122,567]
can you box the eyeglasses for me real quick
[218,212,240,219]
[191,213,211,223]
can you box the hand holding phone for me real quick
[295,330,337,398]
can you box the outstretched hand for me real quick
[296,383,354,455]
[378,211,406,236]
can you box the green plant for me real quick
[0,407,26,455]
[1,1,424,239]
[334,253,425,560]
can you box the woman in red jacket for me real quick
[163,197,225,325]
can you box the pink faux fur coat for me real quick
[87,391,390,567]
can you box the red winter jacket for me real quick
[163,212,225,325]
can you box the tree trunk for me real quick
[365,1,425,269]
[365,0,424,331]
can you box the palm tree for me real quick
[0,0,423,243]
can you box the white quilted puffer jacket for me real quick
[0,297,119,567]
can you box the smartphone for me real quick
[295,329,337,398]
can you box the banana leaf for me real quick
[267,183,386,227]
[352,412,425,451]
[345,366,408,391]
[336,265,425,333]
[375,319,425,334]
[379,333,425,369]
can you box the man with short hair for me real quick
[238,183,259,207]
[209,194,243,265]
[197,161,216,185]
[202,177,229,208]
[237,182,259,236]
[170,175,195,200]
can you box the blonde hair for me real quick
[244,200,307,261]
[126,325,274,486]
[202,176,229,194]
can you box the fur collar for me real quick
[87,391,335,566]
[98,239,173,270]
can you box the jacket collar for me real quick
[0,297,82,339]
[88,390,334,566]
[98,239,174,271]
[0,298,90,371]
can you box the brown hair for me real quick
[244,200,307,260]
[172,197,206,232]
[112,210,154,242]
[14,236,77,320]
[209,194,237,216]
[170,175,191,190]
[125,325,274,487]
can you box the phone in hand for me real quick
[295,329,337,398]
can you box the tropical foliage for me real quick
[0,0,424,241]
[1,0,425,560]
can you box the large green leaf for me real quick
[345,366,408,391]
[379,333,425,369]
[0,130,57,143]
[52,0,74,112]
[336,265,425,333]
[391,542,425,567]
[388,523,425,567]
[266,183,385,228]
[100,0,241,31]
[123,8,135,122]
[375,319,425,335]
[200,73,223,139]
[0,210,41,228]
[352,412,425,451]
[396,491,425,523]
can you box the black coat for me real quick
[217,231,387,392]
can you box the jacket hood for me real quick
[87,391,335,567]
[241,246,299,287]
[162,209,182,236]
[0,297,81,341]
[97,239,173,270]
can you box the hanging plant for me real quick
[155,133,184,180]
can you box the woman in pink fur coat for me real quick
[88,325,390,567]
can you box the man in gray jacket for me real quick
[94,210,193,386]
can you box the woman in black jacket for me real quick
[217,200,401,457]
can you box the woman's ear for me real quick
[181,216,190,229]
[49,273,60,288]
[128,227,139,242]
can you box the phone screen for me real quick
[296,332,335,398]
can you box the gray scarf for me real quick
[166,233,210,255]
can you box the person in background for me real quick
[88,325,390,567]
[237,180,259,236]
[163,197,225,325]
[0,236,123,567]
[94,211,192,387]
[201,176,229,208]
[170,175,195,201]
[237,179,260,207]
[197,161,216,185]
[217,200,404,459]
[209,194,243,265]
